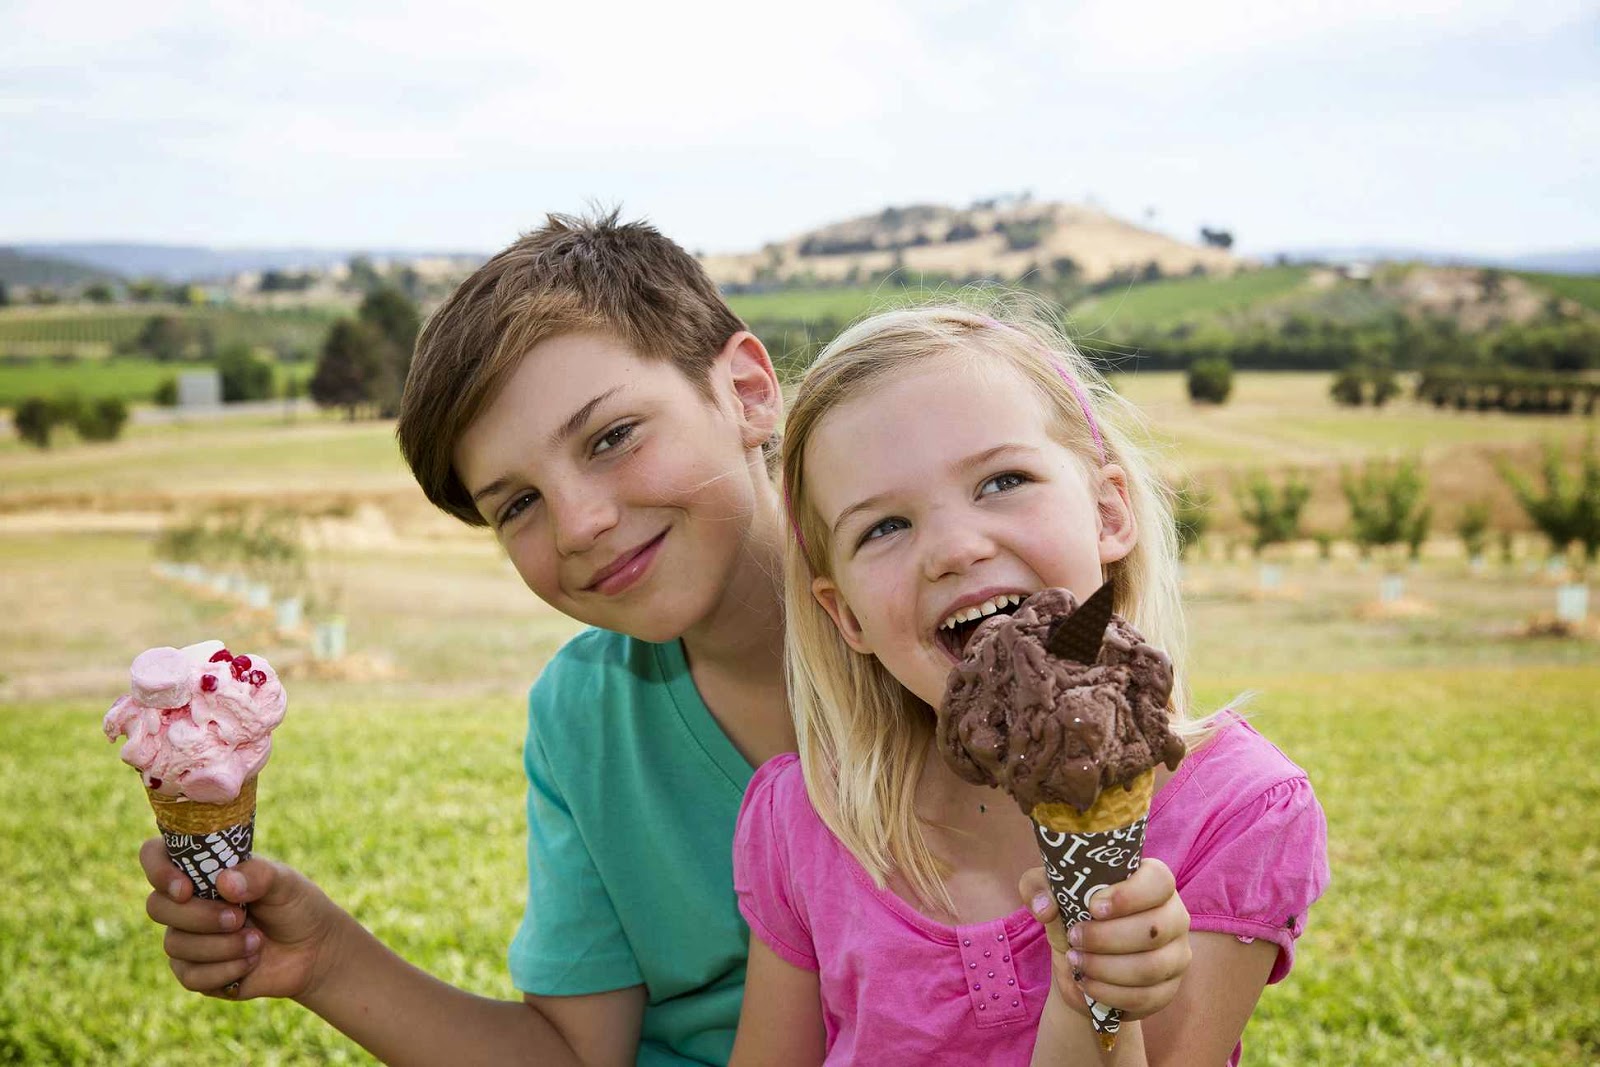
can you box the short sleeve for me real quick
[507,689,643,995]
[732,755,819,972]
[1180,775,1330,984]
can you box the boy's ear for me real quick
[716,331,782,449]
[812,576,873,655]
[1095,463,1139,566]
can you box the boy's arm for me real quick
[144,847,645,1067]
[728,938,825,1067]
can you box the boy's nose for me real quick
[551,492,620,557]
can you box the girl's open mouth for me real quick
[935,593,1029,660]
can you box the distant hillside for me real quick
[700,200,1242,288]
[0,248,119,288]
[1272,246,1600,276]
[13,243,487,282]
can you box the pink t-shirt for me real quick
[733,713,1329,1065]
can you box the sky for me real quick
[3,0,1596,257]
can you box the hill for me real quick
[0,248,119,288]
[700,200,1241,288]
[12,243,486,283]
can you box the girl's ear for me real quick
[812,576,873,655]
[716,331,783,449]
[1095,463,1139,566]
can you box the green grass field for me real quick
[0,357,315,408]
[1069,266,1313,333]
[1514,271,1600,313]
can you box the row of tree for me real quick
[1172,440,1600,577]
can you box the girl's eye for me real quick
[860,517,910,545]
[593,422,636,456]
[980,472,1029,496]
[499,491,541,527]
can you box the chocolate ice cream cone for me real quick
[146,776,257,900]
[1031,769,1156,1050]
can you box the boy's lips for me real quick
[584,531,668,595]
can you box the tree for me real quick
[357,286,421,416]
[1234,470,1312,556]
[310,319,385,419]
[135,314,191,362]
[215,342,276,402]
[0,280,9,306]
[1187,358,1233,405]
[74,397,129,441]
[1330,368,1365,407]
[83,283,115,304]
[13,397,58,448]
[1199,227,1234,250]
[1342,457,1429,568]
[1498,437,1600,574]
[347,255,382,293]
[1456,501,1491,562]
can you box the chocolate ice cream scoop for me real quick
[937,585,1184,814]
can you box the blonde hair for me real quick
[782,292,1211,917]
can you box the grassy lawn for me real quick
[1068,266,1313,332]
[1513,271,1600,313]
[4,665,1594,1063]
[0,357,315,408]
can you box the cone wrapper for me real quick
[1031,769,1155,1051]
[145,776,257,901]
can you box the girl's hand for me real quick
[140,839,347,1002]
[1020,857,1191,1021]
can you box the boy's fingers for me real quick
[212,858,277,905]
[163,927,261,965]
[146,890,246,935]
[170,955,258,996]
[1088,858,1175,920]
[139,839,191,902]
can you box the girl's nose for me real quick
[550,490,620,557]
[920,521,997,582]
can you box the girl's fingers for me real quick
[169,954,259,996]
[1075,974,1185,1021]
[163,926,261,965]
[1071,892,1190,955]
[1087,858,1175,920]
[1071,936,1191,991]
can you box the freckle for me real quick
[1150,925,1159,940]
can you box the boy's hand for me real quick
[1020,857,1191,1021]
[140,839,345,1003]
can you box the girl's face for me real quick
[806,356,1137,708]
[454,331,780,643]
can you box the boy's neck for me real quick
[679,494,786,686]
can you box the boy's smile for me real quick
[805,356,1136,708]
[453,331,779,644]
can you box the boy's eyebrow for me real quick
[548,386,624,448]
[828,443,1039,543]
[470,386,629,507]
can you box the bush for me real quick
[153,377,179,406]
[1342,457,1430,567]
[1187,358,1234,404]
[215,342,275,402]
[13,396,57,448]
[74,397,129,442]
[1234,470,1312,556]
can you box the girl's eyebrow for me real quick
[828,443,1041,543]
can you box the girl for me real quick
[731,300,1329,1064]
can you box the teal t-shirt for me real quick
[508,628,756,1066]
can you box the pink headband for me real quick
[785,316,1109,556]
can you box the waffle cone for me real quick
[145,777,258,900]
[1030,769,1155,834]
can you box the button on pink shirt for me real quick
[733,713,1329,1065]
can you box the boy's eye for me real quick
[593,422,636,456]
[499,490,541,527]
[860,517,910,545]
[980,472,1029,496]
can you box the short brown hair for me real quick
[397,208,747,526]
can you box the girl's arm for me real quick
[1138,933,1277,1064]
[728,938,826,1067]
[1032,994,1147,1066]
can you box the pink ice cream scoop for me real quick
[103,640,287,804]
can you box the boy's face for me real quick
[454,331,779,643]
[805,358,1136,708]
